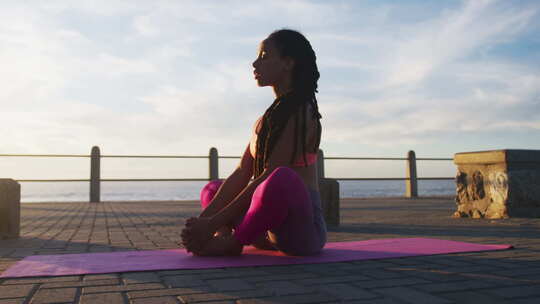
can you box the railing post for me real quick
[90,146,101,203]
[209,147,219,181]
[317,149,325,180]
[0,179,20,239]
[406,150,418,198]
[317,148,340,226]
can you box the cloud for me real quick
[386,0,537,87]
[313,0,540,152]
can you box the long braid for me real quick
[311,94,322,152]
[300,101,307,166]
[291,101,300,165]
[254,97,280,177]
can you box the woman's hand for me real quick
[181,217,215,254]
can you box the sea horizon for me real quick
[19,180,456,203]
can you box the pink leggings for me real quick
[200,167,326,256]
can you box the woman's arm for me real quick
[207,114,300,232]
[199,144,254,219]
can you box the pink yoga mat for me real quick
[0,238,512,278]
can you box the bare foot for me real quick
[214,226,232,237]
[252,233,278,251]
[194,235,243,256]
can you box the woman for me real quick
[181,29,326,256]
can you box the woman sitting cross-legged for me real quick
[181,29,327,256]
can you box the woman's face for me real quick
[252,39,292,88]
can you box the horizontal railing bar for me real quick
[416,158,453,161]
[100,178,209,182]
[16,179,91,182]
[216,157,453,162]
[15,178,210,182]
[334,177,410,181]
[333,177,454,181]
[101,155,207,159]
[325,157,407,160]
[0,154,90,158]
[214,157,453,161]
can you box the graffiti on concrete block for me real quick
[488,171,508,205]
[456,171,485,203]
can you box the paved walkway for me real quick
[1,197,539,303]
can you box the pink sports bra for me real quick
[292,152,318,167]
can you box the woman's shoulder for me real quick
[253,116,263,134]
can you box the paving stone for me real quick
[222,269,272,277]
[162,276,206,288]
[438,291,508,303]
[418,257,474,267]
[374,286,453,304]
[338,298,404,304]
[354,277,430,289]
[243,272,316,283]
[0,284,35,298]
[174,269,270,281]
[82,283,165,294]
[80,292,125,304]
[295,274,370,285]
[179,290,273,303]
[493,267,540,277]
[360,269,407,280]
[131,296,179,304]
[83,273,119,281]
[122,272,161,284]
[439,265,501,273]
[413,280,496,292]
[297,265,351,276]
[0,299,25,304]
[207,278,255,292]
[157,269,226,276]
[401,270,465,282]
[237,293,335,304]
[128,287,213,299]
[518,273,540,281]
[31,287,78,304]
[183,301,235,304]
[318,283,379,300]
[1,276,81,285]
[483,285,540,299]
[348,261,401,269]
[256,265,306,274]
[511,297,540,304]
[40,278,120,289]
[257,281,315,296]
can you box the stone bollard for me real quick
[453,149,540,219]
[0,179,21,239]
[319,178,340,226]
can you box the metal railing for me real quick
[0,146,454,202]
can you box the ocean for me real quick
[19,180,455,203]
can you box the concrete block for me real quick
[319,178,340,226]
[454,149,540,219]
[0,179,20,239]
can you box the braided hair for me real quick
[253,29,322,178]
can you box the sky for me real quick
[1,0,539,180]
